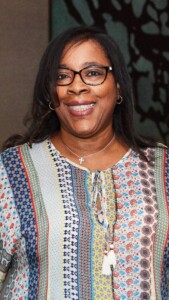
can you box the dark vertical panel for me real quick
[51,0,169,145]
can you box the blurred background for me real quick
[0,0,169,149]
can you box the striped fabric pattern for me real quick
[0,140,169,299]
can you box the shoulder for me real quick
[153,144,169,191]
[139,144,169,161]
[1,143,28,159]
[0,145,21,170]
[0,140,47,162]
[0,144,28,173]
[0,143,38,176]
[154,144,169,162]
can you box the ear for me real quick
[116,82,120,96]
[116,83,123,104]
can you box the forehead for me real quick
[60,39,110,65]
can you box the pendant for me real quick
[79,157,85,164]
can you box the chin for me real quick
[71,129,96,138]
[69,126,94,136]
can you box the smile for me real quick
[69,104,95,112]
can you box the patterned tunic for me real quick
[0,140,169,300]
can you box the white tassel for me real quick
[102,250,112,276]
[108,244,116,267]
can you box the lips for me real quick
[66,101,95,116]
[69,103,95,112]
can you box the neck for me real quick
[60,129,115,149]
[59,131,116,164]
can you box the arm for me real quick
[0,155,21,294]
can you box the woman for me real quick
[0,26,168,300]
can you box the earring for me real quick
[116,95,123,105]
[49,101,55,111]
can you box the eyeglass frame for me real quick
[55,65,113,86]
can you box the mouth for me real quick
[68,103,95,112]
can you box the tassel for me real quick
[108,244,116,267]
[102,250,112,275]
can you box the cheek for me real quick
[55,106,65,118]
[55,87,65,102]
[97,88,117,105]
[96,80,118,98]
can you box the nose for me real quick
[67,73,89,95]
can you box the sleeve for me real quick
[0,154,21,293]
[166,149,169,245]
[163,148,169,295]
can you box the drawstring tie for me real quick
[92,171,117,275]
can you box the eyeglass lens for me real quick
[56,66,109,86]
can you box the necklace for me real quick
[60,134,115,164]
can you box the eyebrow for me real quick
[59,62,106,69]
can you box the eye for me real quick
[88,70,101,76]
[56,70,72,81]
[56,74,67,80]
[85,67,105,77]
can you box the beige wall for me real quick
[0,1,49,150]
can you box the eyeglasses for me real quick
[56,65,113,86]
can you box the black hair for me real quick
[3,25,156,152]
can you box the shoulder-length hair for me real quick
[3,25,155,151]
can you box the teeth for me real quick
[69,104,94,111]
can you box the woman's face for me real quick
[55,39,120,138]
